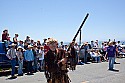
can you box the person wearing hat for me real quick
[44,38,69,83]
[18,40,24,48]
[32,45,38,72]
[38,45,44,71]
[106,41,117,71]
[6,43,17,78]
[24,45,34,75]
[16,46,24,76]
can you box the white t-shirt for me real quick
[38,50,44,60]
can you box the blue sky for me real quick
[0,0,125,43]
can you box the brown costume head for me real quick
[47,38,58,51]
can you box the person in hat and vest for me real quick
[6,43,17,78]
[44,38,70,83]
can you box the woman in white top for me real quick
[38,46,44,71]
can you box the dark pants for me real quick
[27,61,33,73]
[33,56,38,71]
[84,52,88,63]
[11,58,16,76]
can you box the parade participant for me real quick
[6,43,17,78]
[44,38,70,83]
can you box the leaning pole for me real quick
[67,13,89,51]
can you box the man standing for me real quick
[83,42,89,64]
[106,41,116,70]
[24,45,34,75]
[6,43,17,78]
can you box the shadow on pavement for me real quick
[114,62,120,64]
[7,76,17,80]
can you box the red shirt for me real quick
[2,33,7,42]
[44,45,49,53]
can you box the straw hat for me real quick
[83,42,88,45]
[17,46,23,50]
[10,43,16,46]
[47,38,58,44]
[108,41,113,46]
[40,46,44,49]
[28,45,33,48]
[33,45,37,47]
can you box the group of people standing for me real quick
[6,39,46,78]
[2,29,47,79]
[80,40,122,71]
[1,29,78,83]
[1,29,123,82]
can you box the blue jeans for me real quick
[108,57,115,70]
[11,58,16,76]
[39,59,44,70]
[95,56,101,62]
[18,60,23,74]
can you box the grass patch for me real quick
[0,67,11,72]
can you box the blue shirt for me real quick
[107,46,116,57]
[24,50,34,61]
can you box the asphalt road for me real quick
[0,58,125,83]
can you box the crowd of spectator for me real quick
[1,29,125,78]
